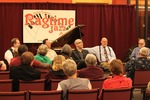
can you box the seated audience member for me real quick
[34,44,52,65]
[10,44,51,69]
[10,52,41,91]
[71,39,89,69]
[102,59,132,89]
[125,47,150,80]
[84,37,116,70]
[43,38,57,61]
[0,61,7,71]
[78,54,104,79]
[99,59,132,99]
[45,55,67,90]
[57,59,92,100]
[4,38,20,65]
[61,44,72,59]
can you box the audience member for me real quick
[130,38,150,60]
[84,37,116,70]
[10,52,41,91]
[99,59,132,99]
[45,55,66,90]
[34,44,52,65]
[102,59,132,88]
[125,47,150,80]
[43,38,57,61]
[61,44,72,59]
[78,54,104,79]
[71,39,89,69]
[0,61,7,71]
[57,59,92,100]
[10,44,51,69]
[4,38,20,65]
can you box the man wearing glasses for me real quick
[130,38,150,60]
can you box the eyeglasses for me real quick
[138,43,144,45]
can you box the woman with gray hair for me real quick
[57,59,91,100]
[78,54,104,79]
[34,44,52,65]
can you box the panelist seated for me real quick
[71,39,89,70]
[84,37,116,70]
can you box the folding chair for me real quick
[67,88,99,100]
[133,69,150,100]
[19,79,45,91]
[0,79,12,92]
[0,91,26,100]
[50,79,64,90]
[101,88,132,100]
[29,90,63,100]
[90,78,105,90]
[0,71,10,79]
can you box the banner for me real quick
[23,10,75,43]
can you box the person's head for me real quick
[139,47,149,57]
[85,54,97,66]
[62,59,77,77]
[21,52,34,65]
[18,44,28,56]
[37,44,48,56]
[52,55,66,71]
[110,59,123,75]
[74,39,83,50]
[101,37,108,47]
[138,39,145,48]
[43,38,51,48]
[61,44,72,59]
[11,38,20,48]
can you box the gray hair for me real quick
[37,44,48,56]
[85,54,97,66]
[62,59,77,76]
[139,47,149,57]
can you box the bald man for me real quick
[84,37,116,68]
[71,39,89,69]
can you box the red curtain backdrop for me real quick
[0,3,137,61]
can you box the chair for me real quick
[133,69,150,100]
[29,90,63,100]
[67,88,99,100]
[0,91,26,100]
[0,79,12,92]
[90,78,105,90]
[146,90,150,100]
[19,79,45,91]
[35,68,49,79]
[0,71,10,79]
[50,79,64,90]
[101,88,132,100]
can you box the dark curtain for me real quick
[0,3,137,61]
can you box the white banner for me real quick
[23,10,75,43]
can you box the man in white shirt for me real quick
[84,37,116,69]
[43,38,57,61]
[4,38,20,65]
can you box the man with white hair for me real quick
[84,37,116,70]
[125,47,150,80]
[130,38,150,60]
